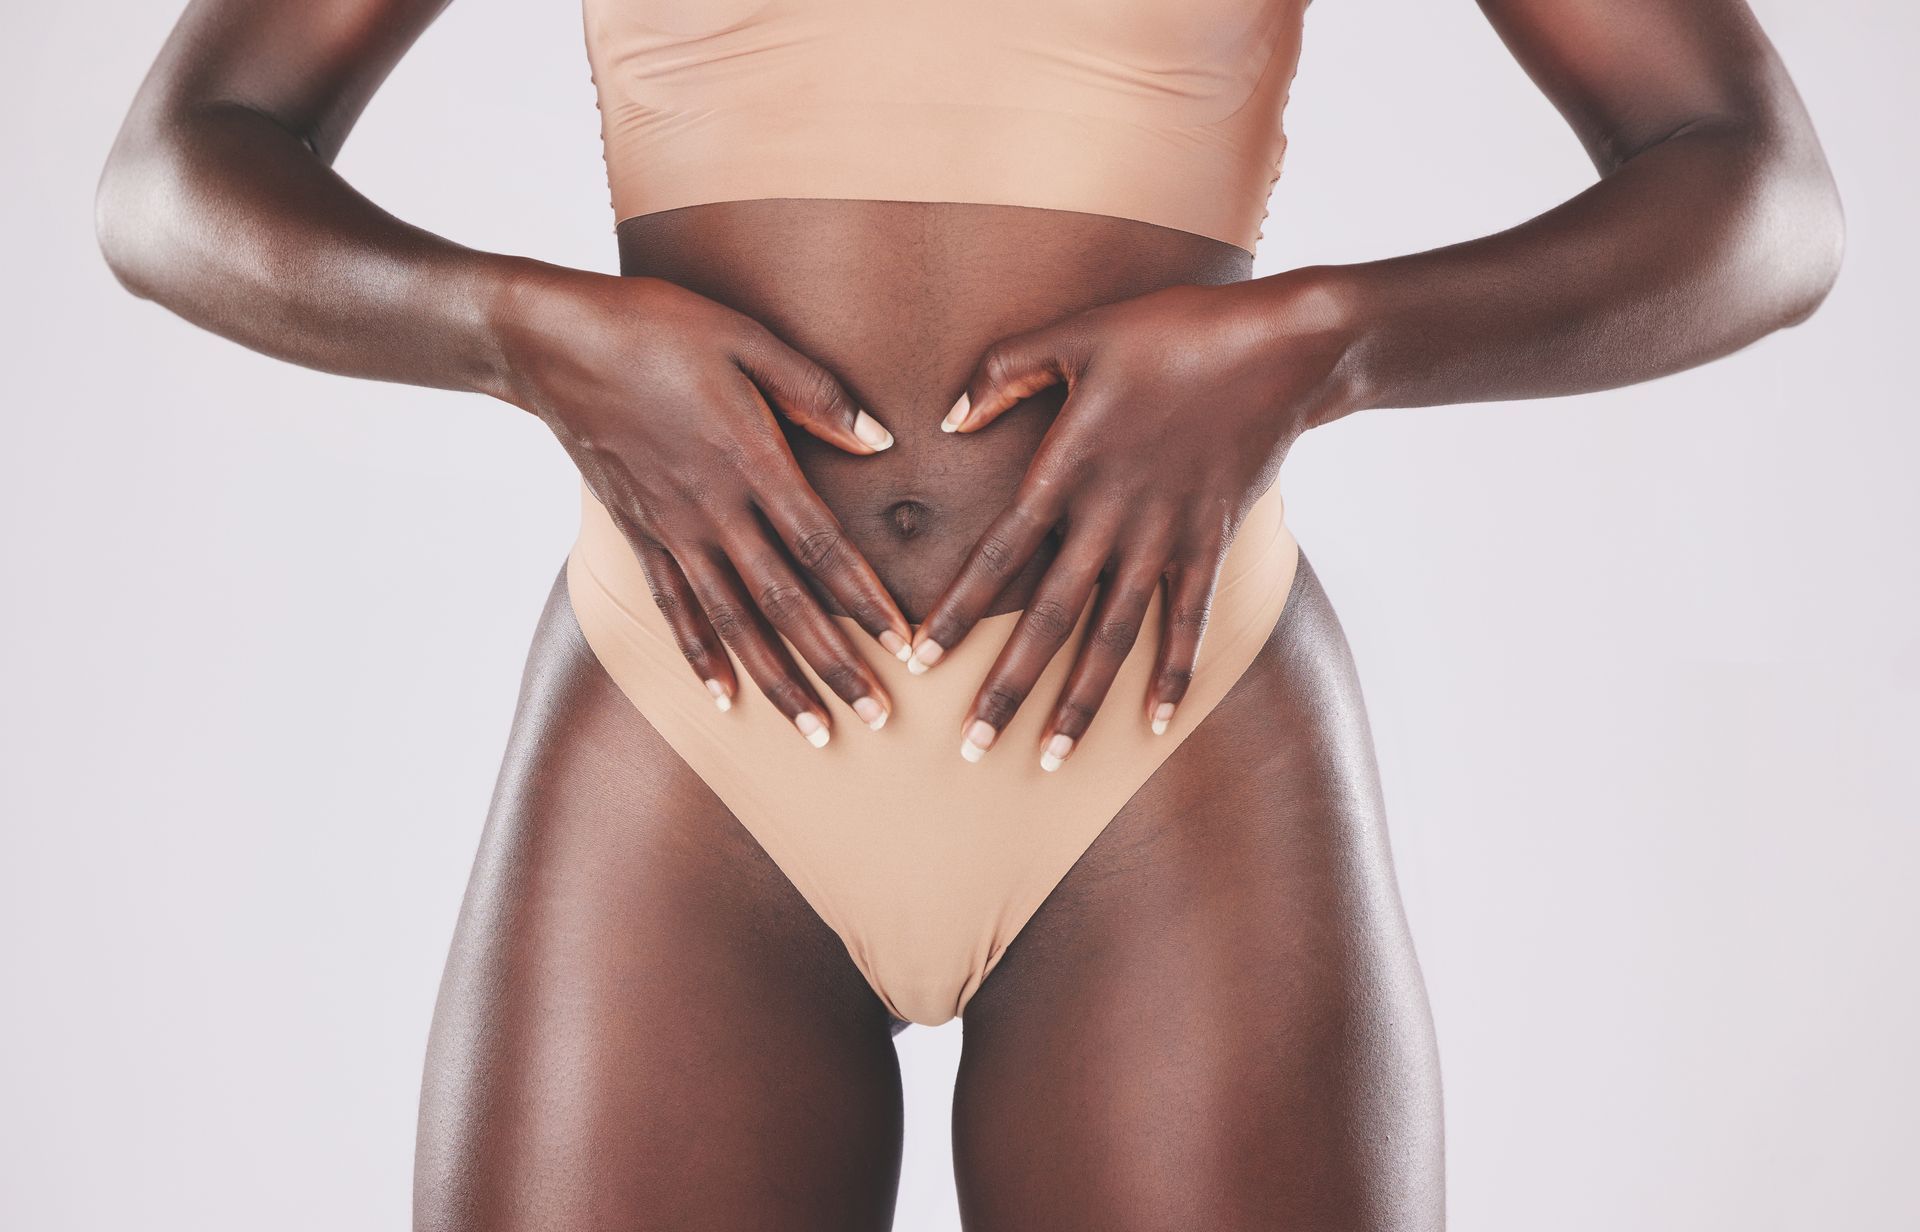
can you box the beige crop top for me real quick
[582,0,1310,254]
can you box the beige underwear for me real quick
[570,0,1312,1021]
[567,484,1299,1025]
[582,0,1310,253]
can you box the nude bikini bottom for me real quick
[565,482,1300,1026]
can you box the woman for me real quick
[95,0,1840,1226]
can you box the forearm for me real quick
[95,99,556,402]
[1309,118,1843,420]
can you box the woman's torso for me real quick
[617,200,1251,621]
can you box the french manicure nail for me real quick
[853,696,888,731]
[1039,733,1075,772]
[853,410,894,451]
[879,629,910,661]
[941,392,970,432]
[1150,702,1175,735]
[794,712,830,748]
[960,719,996,762]
[706,679,732,712]
[908,640,945,675]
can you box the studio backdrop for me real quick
[3,1,1914,1228]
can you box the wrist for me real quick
[471,255,606,411]
[1246,264,1377,428]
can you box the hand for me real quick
[494,266,912,745]
[908,274,1356,769]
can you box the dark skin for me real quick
[98,0,1839,1227]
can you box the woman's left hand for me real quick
[907,274,1356,769]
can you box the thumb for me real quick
[736,330,895,455]
[942,321,1087,434]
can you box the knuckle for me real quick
[1054,699,1098,735]
[793,362,848,416]
[1172,602,1213,635]
[1157,663,1195,696]
[1091,615,1139,653]
[818,662,866,699]
[664,465,713,507]
[980,342,1024,388]
[761,677,809,714]
[977,685,1025,728]
[705,602,749,643]
[924,613,966,648]
[844,596,885,631]
[791,526,844,573]
[975,530,1022,579]
[1022,456,1072,499]
[755,580,809,622]
[1022,598,1078,644]
[716,436,757,478]
[1182,525,1230,565]
[646,582,683,620]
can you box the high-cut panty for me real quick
[565,483,1300,1026]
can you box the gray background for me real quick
[3,1,1913,1227]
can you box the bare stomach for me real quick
[616,200,1251,622]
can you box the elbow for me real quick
[95,129,192,304]
[95,150,160,301]
[1744,123,1845,330]
[1777,173,1844,328]
[1663,116,1845,336]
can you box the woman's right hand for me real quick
[490,265,911,745]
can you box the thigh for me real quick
[414,573,904,1232]
[953,555,1445,1231]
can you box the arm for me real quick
[97,0,912,743]
[96,0,511,393]
[1322,0,1843,417]
[912,0,1841,769]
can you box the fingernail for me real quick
[1150,702,1175,735]
[1039,733,1074,772]
[853,696,888,731]
[706,679,732,712]
[908,640,945,675]
[960,719,996,762]
[879,629,911,661]
[853,410,894,452]
[794,712,830,748]
[941,392,970,433]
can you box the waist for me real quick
[614,199,1256,619]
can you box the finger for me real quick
[625,529,739,710]
[752,475,912,662]
[957,531,1110,764]
[1148,544,1229,735]
[907,486,1063,674]
[942,321,1088,434]
[734,329,894,455]
[722,532,893,732]
[676,550,835,748]
[1036,547,1169,771]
